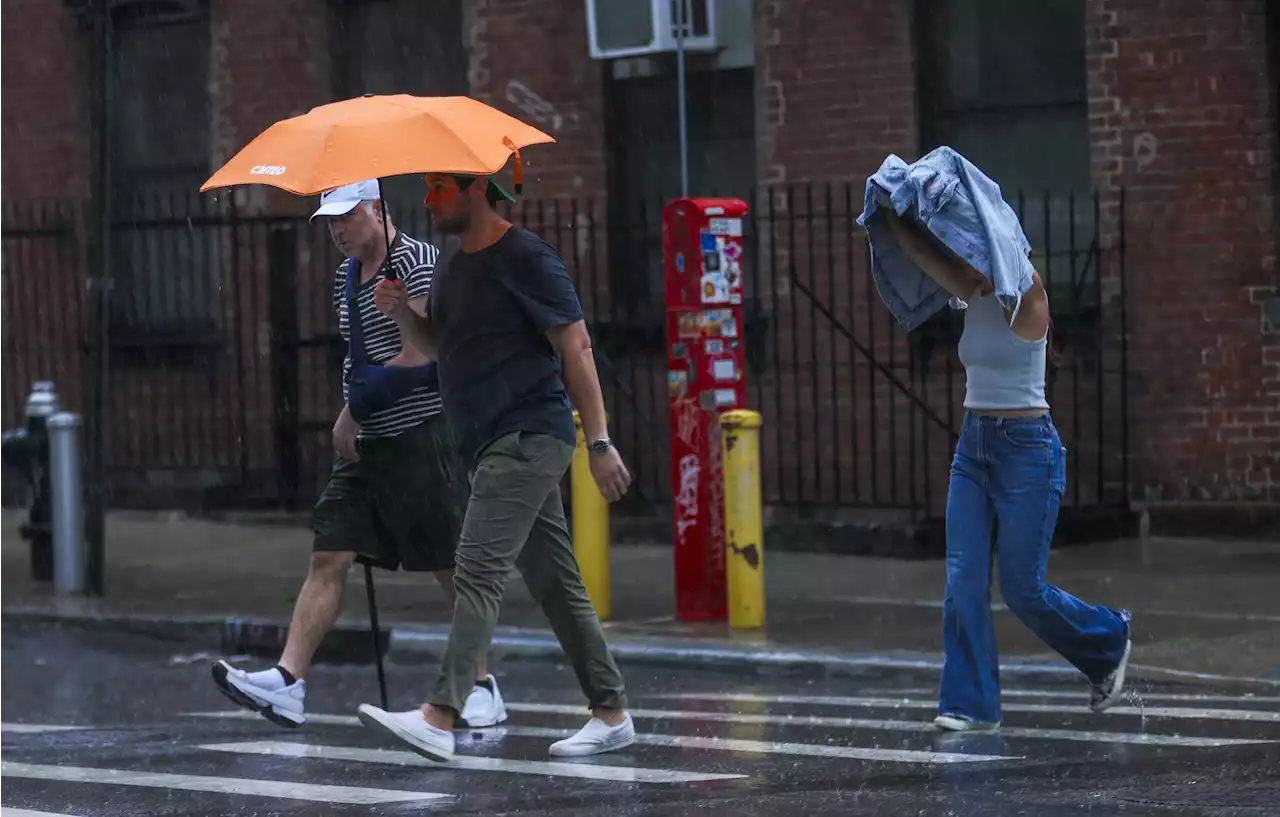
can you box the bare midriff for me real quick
[968,407,1049,418]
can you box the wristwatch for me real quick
[588,438,613,454]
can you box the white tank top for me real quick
[957,291,1049,410]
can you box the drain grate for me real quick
[1114,782,1280,809]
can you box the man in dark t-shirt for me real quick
[357,172,635,762]
[210,181,507,731]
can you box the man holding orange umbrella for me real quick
[198,94,619,757]
[211,181,507,731]
[357,172,635,761]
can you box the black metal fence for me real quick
[1,184,1129,519]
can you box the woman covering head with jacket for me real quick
[861,148,1132,731]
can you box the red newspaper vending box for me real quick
[662,198,750,622]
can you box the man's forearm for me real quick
[563,346,609,441]
[393,310,437,359]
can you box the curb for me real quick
[5,607,1278,690]
[1,606,1076,682]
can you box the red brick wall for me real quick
[1087,0,1279,501]
[757,0,918,184]
[468,0,607,198]
[0,0,90,202]
[754,0,924,507]
[212,0,333,216]
[4,0,1277,511]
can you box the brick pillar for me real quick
[1087,0,1279,501]
[211,0,333,216]
[756,0,918,185]
[467,0,607,199]
[0,0,90,202]
[754,1,926,508]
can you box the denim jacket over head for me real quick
[856,146,1035,331]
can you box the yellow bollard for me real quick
[571,411,611,620]
[721,409,765,630]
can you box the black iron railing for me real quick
[1,184,1129,517]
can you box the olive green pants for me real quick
[430,431,628,714]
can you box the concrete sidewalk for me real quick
[3,510,1278,685]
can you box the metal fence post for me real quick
[47,412,87,595]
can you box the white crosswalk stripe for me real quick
[185,712,1016,764]
[203,740,748,783]
[648,693,1280,723]
[8,687,1277,816]
[2,724,86,734]
[503,703,1275,747]
[857,688,1280,704]
[0,762,450,805]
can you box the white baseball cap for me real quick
[310,179,380,222]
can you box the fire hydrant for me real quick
[1,382,59,581]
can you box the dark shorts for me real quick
[313,413,469,572]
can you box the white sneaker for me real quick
[548,714,636,757]
[461,675,508,728]
[211,661,306,728]
[356,704,454,763]
[934,714,1001,732]
[1091,637,1133,712]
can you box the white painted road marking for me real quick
[1,724,86,734]
[1,809,83,817]
[650,693,1280,723]
[857,689,1280,705]
[0,762,450,805]
[482,726,1017,764]
[184,711,1015,763]
[202,741,747,783]
[826,594,1280,623]
[503,703,1275,748]
[189,711,360,727]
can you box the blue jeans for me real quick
[939,412,1130,724]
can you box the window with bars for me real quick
[108,0,218,345]
[915,0,1093,279]
[603,65,757,325]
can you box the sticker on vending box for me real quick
[701,272,729,304]
[709,218,743,237]
[667,370,688,400]
[712,359,736,382]
[723,261,740,287]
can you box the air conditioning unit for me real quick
[586,0,718,60]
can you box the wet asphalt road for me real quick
[2,621,1278,816]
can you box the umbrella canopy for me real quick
[200,94,554,196]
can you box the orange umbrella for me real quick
[199,94,554,196]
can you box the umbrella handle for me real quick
[376,177,399,280]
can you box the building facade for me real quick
[3,0,1277,520]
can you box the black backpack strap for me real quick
[345,256,367,364]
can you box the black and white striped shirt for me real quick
[333,232,442,438]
